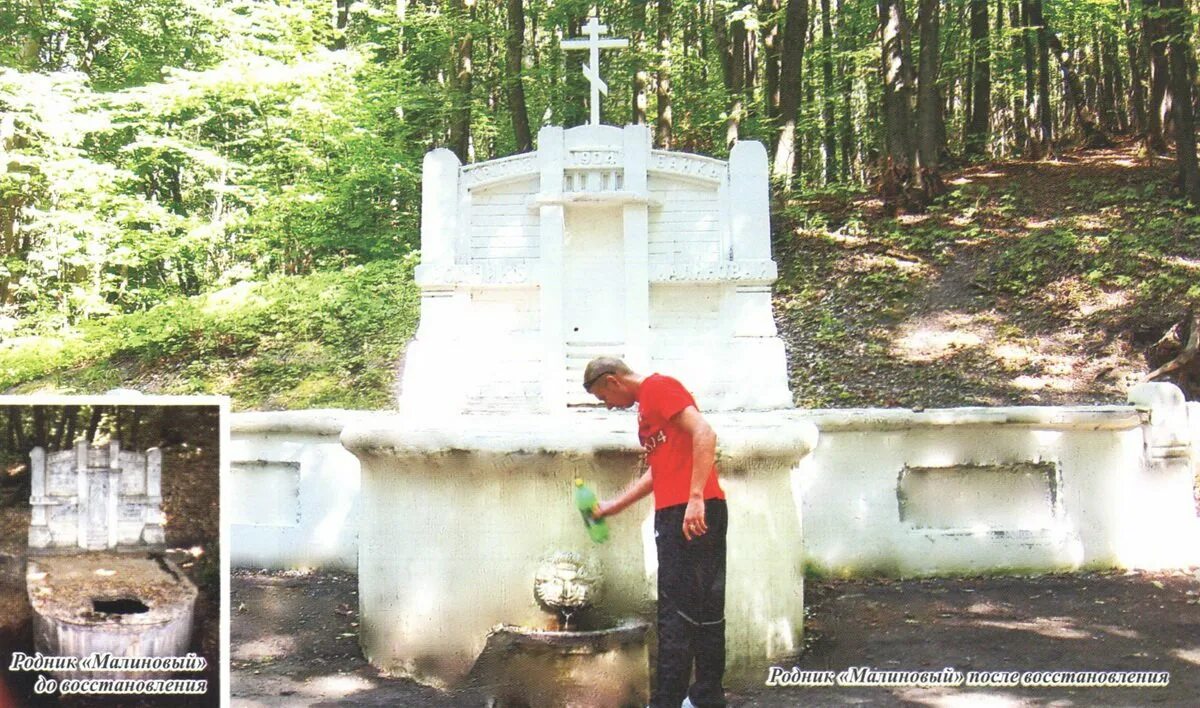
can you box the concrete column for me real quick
[538,126,566,411]
[106,441,120,548]
[29,447,50,548]
[75,440,88,549]
[728,141,771,261]
[622,124,651,371]
[420,149,462,269]
[144,447,165,545]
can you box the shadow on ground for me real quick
[232,568,1200,707]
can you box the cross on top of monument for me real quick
[561,16,629,126]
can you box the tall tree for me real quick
[837,0,855,180]
[632,0,650,125]
[1024,0,1054,157]
[1124,0,1148,136]
[966,0,991,156]
[504,0,532,152]
[657,0,674,148]
[879,0,917,210]
[1163,0,1200,202]
[1144,0,1172,153]
[727,12,749,147]
[773,0,809,181]
[447,0,475,162]
[1044,28,1113,147]
[915,0,944,199]
[1008,0,1028,152]
[763,0,783,127]
[821,0,837,182]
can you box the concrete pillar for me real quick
[75,440,88,549]
[538,126,566,411]
[144,447,165,545]
[29,447,50,548]
[420,149,462,269]
[622,124,651,371]
[728,141,771,261]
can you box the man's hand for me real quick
[682,497,707,540]
[593,500,617,519]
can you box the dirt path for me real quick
[776,141,1194,409]
[230,571,483,707]
[231,568,1200,707]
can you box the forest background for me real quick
[1,0,1198,411]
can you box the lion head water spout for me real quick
[533,551,600,631]
[467,551,650,707]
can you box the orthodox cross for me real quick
[561,17,629,126]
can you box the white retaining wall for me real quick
[229,385,1200,575]
[229,411,367,571]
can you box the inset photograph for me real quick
[0,398,223,707]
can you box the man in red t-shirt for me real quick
[585,356,727,708]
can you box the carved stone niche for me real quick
[29,441,166,552]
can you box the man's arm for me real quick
[594,467,653,518]
[677,406,717,539]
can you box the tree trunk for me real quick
[821,0,837,182]
[1025,0,1054,157]
[32,407,46,449]
[563,14,588,127]
[763,0,783,127]
[1100,30,1125,132]
[837,0,855,180]
[505,0,532,152]
[966,0,991,156]
[879,0,917,211]
[1145,0,1172,152]
[86,406,104,443]
[1008,0,1028,152]
[657,0,674,148]
[1124,0,1147,135]
[632,0,650,124]
[773,0,809,181]
[64,407,79,448]
[1044,29,1114,147]
[447,0,474,161]
[915,0,944,200]
[333,0,350,49]
[1163,0,1200,203]
[728,15,747,147]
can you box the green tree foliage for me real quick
[1,0,1198,405]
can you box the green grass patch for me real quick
[0,256,419,410]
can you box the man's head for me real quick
[582,357,640,409]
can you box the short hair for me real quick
[582,357,632,390]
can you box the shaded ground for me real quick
[230,570,479,707]
[776,141,1198,408]
[231,568,1200,707]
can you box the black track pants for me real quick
[650,499,728,708]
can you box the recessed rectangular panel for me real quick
[47,456,76,497]
[229,460,301,527]
[898,463,1058,531]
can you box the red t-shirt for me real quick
[637,374,725,510]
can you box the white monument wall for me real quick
[230,393,1198,576]
[228,411,364,570]
[399,124,793,415]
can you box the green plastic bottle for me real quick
[574,478,609,543]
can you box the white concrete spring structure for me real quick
[226,115,1200,694]
[231,386,1200,686]
[339,410,817,688]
